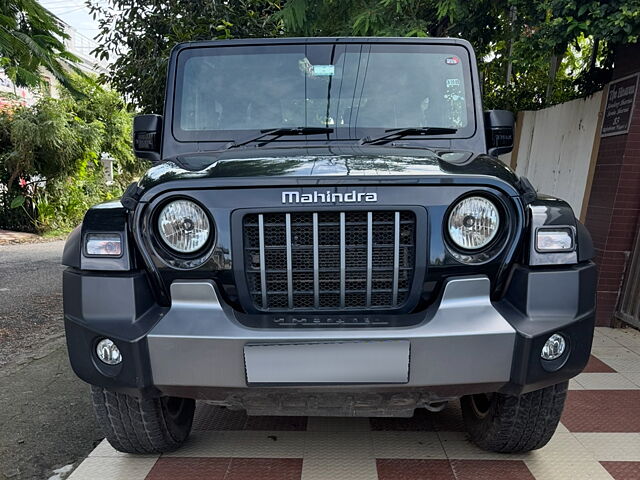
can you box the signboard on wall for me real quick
[601,73,639,137]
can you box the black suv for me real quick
[62,37,596,454]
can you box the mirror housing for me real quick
[133,114,162,162]
[484,110,515,157]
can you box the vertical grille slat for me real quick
[312,212,319,308]
[366,212,373,308]
[258,214,268,309]
[392,211,400,306]
[285,213,293,309]
[243,210,416,312]
[340,212,346,308]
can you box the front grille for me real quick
[242,211,416,311]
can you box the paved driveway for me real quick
[67,327,640,480]
[0,240,102,480]
[0,239,65,366]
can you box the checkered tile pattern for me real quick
[68,327,640,480]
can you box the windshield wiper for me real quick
[224,127,334,150]
[358,127,458,146]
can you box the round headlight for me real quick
[448,196,500,250]
[157,200,210,253]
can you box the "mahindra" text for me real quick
[281,191,378,204]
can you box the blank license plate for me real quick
[244,340,410,385]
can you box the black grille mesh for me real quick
[243,211,416,311]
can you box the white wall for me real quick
[513,92,602,217]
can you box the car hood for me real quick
[136,146,522,197]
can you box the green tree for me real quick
[0,80,139,231]
[90,0,640,113]
[0,0,85,93]
[88,0,285,114]
[278,0,640,111]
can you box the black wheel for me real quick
[91,386,195,454]
[461,381,568,453]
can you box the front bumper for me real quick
[63,262,596,404]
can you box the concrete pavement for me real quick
[0,240,65,367]
[0,240,102,480]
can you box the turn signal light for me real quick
[85,233,122,256]
[536,228,574,252]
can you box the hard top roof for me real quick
[172,36,473,52]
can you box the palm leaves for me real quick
[0,0,85,94]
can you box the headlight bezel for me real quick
[150,196,216,269]
[444,192,509,264]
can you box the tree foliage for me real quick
[90,0,640,113]
[88,0,285,114]
[2,82,136,185]
[0,82,139,232]
[278,0,640,111]
[0,0,86,93]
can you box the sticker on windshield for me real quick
[312,65,335,76]
[445,56,460,65]
[446,78,461,87]
[299,58,335,77]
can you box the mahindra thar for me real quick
[62,38,596,454]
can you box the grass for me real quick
[41,226,74,239]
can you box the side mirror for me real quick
[133,114,163,162]
[484,110,514,157]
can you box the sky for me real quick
[40,0,104,41]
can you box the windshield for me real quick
[173,42,475,142]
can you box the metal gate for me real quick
[617,228,640,329]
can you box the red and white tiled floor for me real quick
[68,327,640,480]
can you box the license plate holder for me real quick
[244,340,410,385]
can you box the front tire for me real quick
[91,386,195,454]
[461,381,568,453]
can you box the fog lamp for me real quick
[96,338,122,365]
[541,333,566,361]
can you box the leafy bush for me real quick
[33,166,123,232]
[0,83,143,233]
